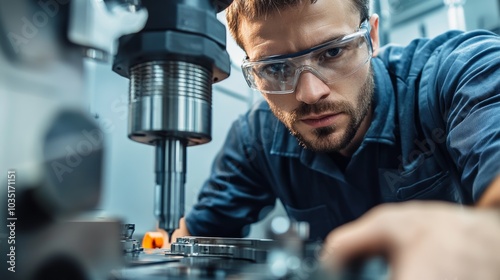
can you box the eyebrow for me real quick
[315,32,350,47]
[255,32,351,62]
[248,19,370,62]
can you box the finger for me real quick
[170,217,191,244]
[321,208,392,268]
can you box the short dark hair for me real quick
[226,0,369,51]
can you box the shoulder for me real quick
[378,29,499,61]
[376,30,499,78]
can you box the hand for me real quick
[142,218,191,249]
[163,217,191,248]
[321,201,500,280]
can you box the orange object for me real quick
[142,231,165,249]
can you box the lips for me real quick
[300,113,343,128]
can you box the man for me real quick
[172,0,500,278]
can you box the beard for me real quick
[269,67,374,152]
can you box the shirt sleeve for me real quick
[430,30,500,201]
[185,110,277,237]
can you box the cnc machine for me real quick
[0,1,387,279]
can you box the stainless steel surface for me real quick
[115,235,390,280]
[122,239,141,254]
[121,224,142,254]
[116,255,262,280]
[129,60,212,145]
[170,237,278,263]
[154,139,186,234]
[122,224,136,240]
[112,0,231,237]
[129,60,213,234]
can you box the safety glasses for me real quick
[242,20,373,94]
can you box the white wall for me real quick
[385,0,500,45]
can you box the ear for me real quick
[369,14,380,57]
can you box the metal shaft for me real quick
[154,138,186,235]
[114,0,231,237]
[128,60,212,234]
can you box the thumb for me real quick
[320,211,390,269]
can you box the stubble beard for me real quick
[270,68,375,152]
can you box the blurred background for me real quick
[90,0,500,239]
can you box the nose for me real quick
[294,72,330,104]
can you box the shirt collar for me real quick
[270,117,302,157]
[363,58,396,144]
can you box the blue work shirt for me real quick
[186,30,500,241]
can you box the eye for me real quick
[260,63,292,80]
[324,47,343,58]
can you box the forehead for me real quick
[240,0,360,61]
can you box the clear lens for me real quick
[242,22,372,94]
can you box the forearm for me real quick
[478,175,500,208]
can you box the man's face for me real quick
[241,0,378,154]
